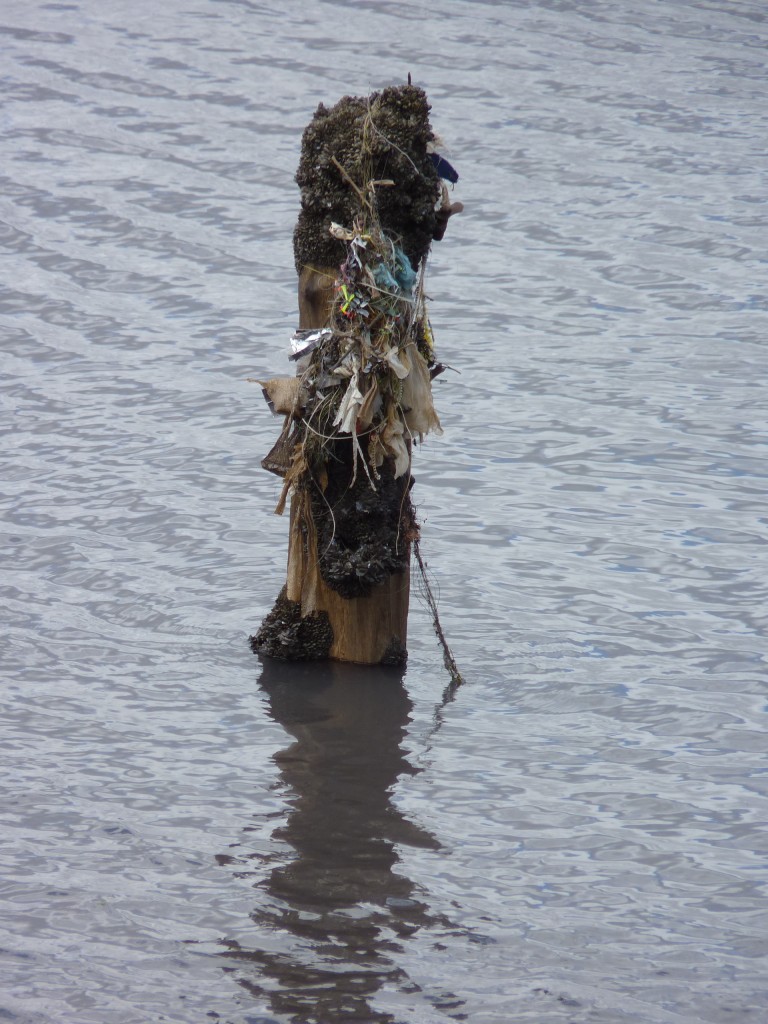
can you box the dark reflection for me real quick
[220,658,460,1023]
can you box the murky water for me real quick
[2,1,767,1021]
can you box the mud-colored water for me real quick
[2,1,767,1021]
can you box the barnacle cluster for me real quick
[250,587,333,660]
[293,85,441,273]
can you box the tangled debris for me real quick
[259,206,442,600]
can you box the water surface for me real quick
[2,1,767,1021]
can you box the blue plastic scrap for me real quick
[430,152,459,184]
[392,247,417,293]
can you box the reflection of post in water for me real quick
[220,658,462,1023]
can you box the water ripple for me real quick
[3,1,768,1022]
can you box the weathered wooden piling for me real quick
[250,84,461,665]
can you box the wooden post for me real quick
[250,85,460,667]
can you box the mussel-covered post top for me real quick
[250,83,461,665]
[294,85,442,273]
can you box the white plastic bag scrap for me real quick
[380,415,411,478]
[401,342,442,437]
[331,348,359,380]
[382,343,411,380]
[333,375,365,434]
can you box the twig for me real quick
[331,156,368,208]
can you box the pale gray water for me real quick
[2,1,767,1022]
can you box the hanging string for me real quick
[413,537,464,688]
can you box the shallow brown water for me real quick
[2,1,768,1021]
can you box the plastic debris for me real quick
[289,328,333,360]
[430,152,459,183]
